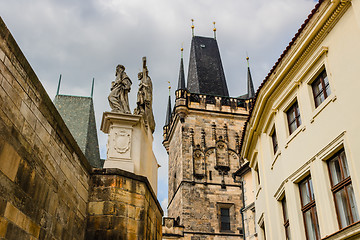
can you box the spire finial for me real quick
[246,52,250,68]
[191,19,195,37]
[168,81,171,96]
[91,77,95,98]
[56,74,62,95]
[213,21,216,40]
[181,43,184,58]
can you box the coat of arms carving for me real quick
[113,130,131,154]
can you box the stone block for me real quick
[0,48,5,62]
[5,221,30,240]
[0,217,8,238]
[88,201,104,215]
[4,202,40,238]
[0,142,21,181]
[76,180,88,203]
[127,218,137,233]
[114,202,127,217]
[103,201,115,215]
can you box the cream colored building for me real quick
[240,0,360,239]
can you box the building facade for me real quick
[240,0,360,239]
[163,36,255,239]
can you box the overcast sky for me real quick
[1,0,317,214]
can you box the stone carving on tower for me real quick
[108,64,132,114]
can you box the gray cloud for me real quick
[0,0,316,210]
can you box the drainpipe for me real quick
[240,180,246,240]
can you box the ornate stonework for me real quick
[163,88,252,239]
[113,129,131,154]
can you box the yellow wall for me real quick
[242,0,360,239]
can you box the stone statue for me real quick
[108,64,132,114]
[134,57,155,133]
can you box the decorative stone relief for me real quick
[193,148,205,178]
[113,130,131,154]
[215,140,229,171]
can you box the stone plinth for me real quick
[101,112,158,193]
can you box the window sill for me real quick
[271,150,281,170]
[310,94,336,124]
[321,220,360,240]
[285,125,306,149]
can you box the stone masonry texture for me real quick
[0,17,163,240]
[0,17,91,239]
[165,93,249,239]
[86,168,163,240]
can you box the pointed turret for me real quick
[247,57,255,99]
[177,48,186,90]
[165,94,172,126]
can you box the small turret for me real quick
[177,47,186,90]
[165,84,172,126]
[246,57,255,99]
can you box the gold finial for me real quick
[213,21,216,39]
[191,19,195,37]
[246,54,250,67]
[181,43,184,58]
[168,81,171,96]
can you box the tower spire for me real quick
[56,74,62,95]
[91,77,95,98]
[177,47,186,90]
[165,83,172,126]
[246,56,255,99]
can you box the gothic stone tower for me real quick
[162,36,254,239]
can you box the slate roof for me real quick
[54,95,102,168]
[187,36,229,96]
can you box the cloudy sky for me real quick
[1,0,317,213]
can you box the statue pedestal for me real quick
[100,112,159,193]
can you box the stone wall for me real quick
[0,17,91,239]
[86,168,163,240]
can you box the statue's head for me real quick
[138,72,143,80]
[115,65,125,76]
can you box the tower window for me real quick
[220,207,230,231]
